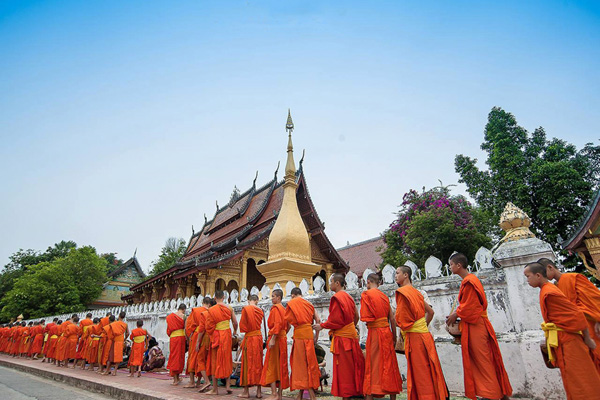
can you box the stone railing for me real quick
[22,242,566,399]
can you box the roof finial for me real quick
[285,109,296,179]
[216,200,219,211]
[192,225,195,235]
[274,160,280,178]
[133,248,137,259]
[204,213,208,224]
[253,170,259,187]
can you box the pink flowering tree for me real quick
[381,185,492,269]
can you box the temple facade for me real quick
[90,256,146,308]
[125,112,348,304]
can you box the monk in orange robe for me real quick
[395,266,448,400]
[100,314,116,372]
[75,313,93,368]
[260,289,290,400]
[360,273,403,400]
[129,319,149,377]
[30,321,45,359]
[205,290,238,395]
[446,253,512,400]
[55,318,73,366]
[97,313,112,374]
[85,318,102,370]
[185,300,208,388]
[10,324,21,356]
[41,318,58,361]
[63,316,81,368]
[239,294,264,398]
[286,287,320,400]
[21,322,33,357]
[540,257,600,373]
[104,312,129,376]
[195,297,217,392]
[524,262,600,399]
[45,320,61,363]
[167,303,187,385]
[315,273,365,400]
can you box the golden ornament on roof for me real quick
[498,202,536,243]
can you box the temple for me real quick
[125,112,348,304]
[561,188,600,280]
[90,255,146,308]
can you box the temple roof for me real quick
[337,237,386,278]
[562,188,600,252]
[130,165,348,292]
[108,256,146,280]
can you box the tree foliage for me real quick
[100,252,124,275]
[455,107,600,249]
[148,237,187,277]
[0,246,107,321]
[381,185,491,269]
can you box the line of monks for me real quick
[1,253,599,400]
[0,310,149,377]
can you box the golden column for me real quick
[257,110,320,289]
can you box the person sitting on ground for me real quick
[143,337,165,372]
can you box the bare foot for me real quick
[128,373,134,377]
[171,379,181,386]
[112,371,116,376]
[206,389,219,395]
[137,371,141,377]
[184,384,196,388]
[227,389,233,395]
[198,383,211,392]
[238,394,250,398]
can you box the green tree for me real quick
[455,107,600,249]
[0,246,107,321]
[381,185,491,269]
[149,238,187,277]
[100,253,124,275]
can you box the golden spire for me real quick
[285,109,296,180]
[498,202,536,243]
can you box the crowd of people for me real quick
[0,253,599,400]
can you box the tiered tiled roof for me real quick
[562,187,600,252]
[337,237,386,278]
[130,165,348,293]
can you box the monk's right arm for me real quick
[424,301,435,326]
[388,306,397,343]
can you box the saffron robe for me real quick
[361,288,402,396]
[260,303,290,389]
[285,297,320,391]
[101,324,113,365]
[185,306,207,374]
[63,323,80,360]
[46,324,60,359]
[195,310,211,374]
[41,322,55,356]
[456,274,512,400]
[540,282,600,399]
[10,326,21,355]
[206,304,233,379]
[30,325,45,355]
[76,318,93,359]
[556,272,600,373]
[395,285,448,400]
[129,328,147,367]
[55,321,72,361]
[98,316,111,365]
[321,290,365,397]
[86,324,102,363]
[21,327,31,355]
[109,321,128,363]
[240,304,264,386]
[166,312,186,376]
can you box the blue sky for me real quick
[1,1,598,271]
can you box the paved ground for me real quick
[0,365,116,400]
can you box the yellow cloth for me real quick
[83,325,90,333]
[367,317,388,329]
[170,329,185,338]
[216,320,230,331]
[133,336,145,343]
[50,335,58,339]
[330,322,358,352]
[293,324,314,340]
[401,317,428,339]
[540,322,581,363]
[92,337,100,341]
[244,330,262,337]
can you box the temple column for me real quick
[241,257,248,290]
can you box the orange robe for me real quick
[98,316,111,366]
[556,272,600,373]
[260,303,290,389]
[196,310,211,374]
[186,306,207,374]
[41,322,55,356]
[206,304,233,379]
[361,288,402,396]
[30,325,45,355]
[76,318,93,360]
[129,328,147,367]
[321,290,365,397]
[166,312,186,376]
[10,326,20,355]
[240,304,264,386]
[109,321,128,363]
[21,327,31,354]
[395,285,448,400]
[101,324,113,365]
[86,324,102,363]
[285,296,320,391]
[64,323,81,360]
[46,324,60,359]
[56,321,72,361]
[456,274,512,400]
[540,282,600,399]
